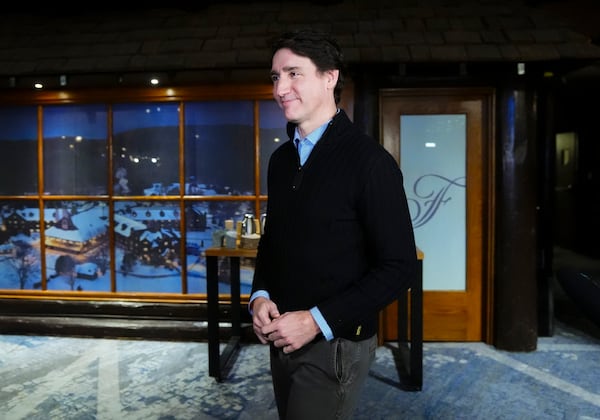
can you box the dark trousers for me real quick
[269,334,377,420]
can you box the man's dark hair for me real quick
[271,29,346,104]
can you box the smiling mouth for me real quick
[280,95,297,104]
[280,98,299,109]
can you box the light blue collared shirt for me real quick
[248,116,336,341]
[294,120,329,166]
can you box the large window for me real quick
[0,86,287,299]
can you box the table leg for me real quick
[230,257,241,337]
[396,258,423,391]
[207,255,243,382]
[397,291,408,342]
[410,258,423,390]
[206,255,220,380]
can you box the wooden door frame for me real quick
[378,87,495,344]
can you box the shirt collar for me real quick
[294,115,334,146]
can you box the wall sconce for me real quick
[517,62,525,76]
[34,82,44,89]
[59,75,68,86]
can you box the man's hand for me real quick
[251,296,280,344]
[261,310,321,354]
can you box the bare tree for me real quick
[8,240,40,289]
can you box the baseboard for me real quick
[0,298,256,343]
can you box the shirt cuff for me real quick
[310,307,333,341]
[248,290,270,314]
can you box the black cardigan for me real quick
[252,109,417,341]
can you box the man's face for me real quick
[270,48,338,132]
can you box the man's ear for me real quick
[326,69,339,87]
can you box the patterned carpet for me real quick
[1,319,599,420]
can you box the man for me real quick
[250,29,417,419]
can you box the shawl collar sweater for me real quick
[252,109,417,341]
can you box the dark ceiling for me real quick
[2,0,599,44]
[535,0,600,44]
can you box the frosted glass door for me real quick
[400,114,466,290]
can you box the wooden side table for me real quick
[378,247,424,391]
[205,246,257,382]
[397,248,424,391]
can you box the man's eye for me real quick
[270,75,279,82]
[290,72,299,78]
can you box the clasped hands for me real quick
[251,296,320,354]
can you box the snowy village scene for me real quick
[0,198,258,295]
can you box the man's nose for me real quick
[275,78,290,97]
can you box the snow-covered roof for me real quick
[114,213,147,238]
[45,205,108,242]
[130,206,180,222]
